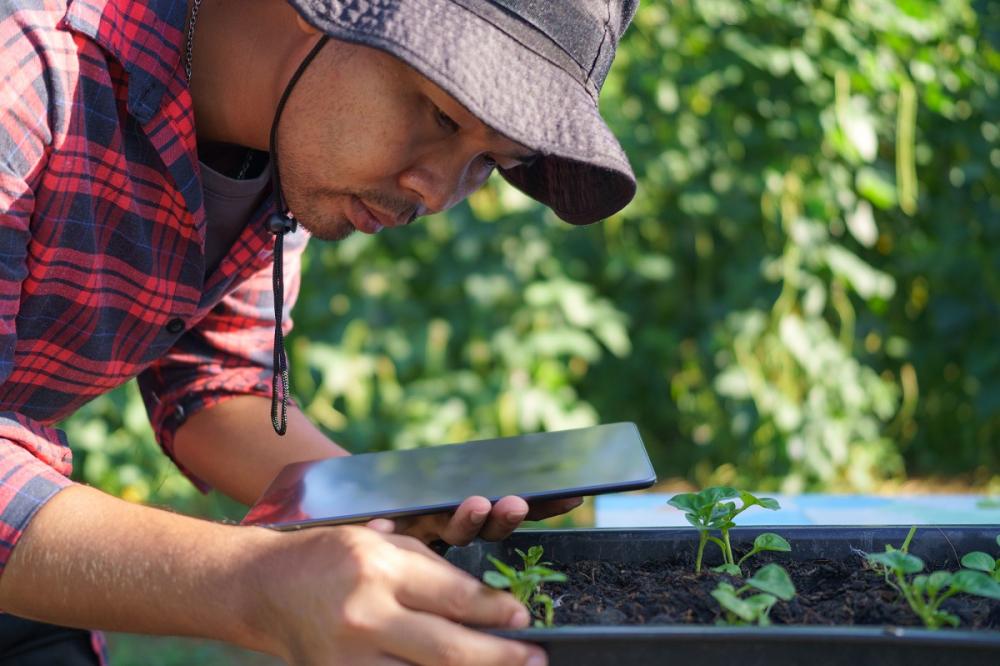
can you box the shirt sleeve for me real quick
[0,8,77,574]
[137,230,307,492]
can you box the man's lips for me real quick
[348,196,384,234]
[348,196,413,234]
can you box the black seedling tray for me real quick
[446,526,1000,666]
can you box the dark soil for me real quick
[548,552,1000,629]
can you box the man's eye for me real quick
[434,106,459,132]
[482,155,498,169]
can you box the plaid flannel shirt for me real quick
[0,0,306,580]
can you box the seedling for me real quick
[867,528,1000,629]
[711,563,796,626]
[483,545,567,627]
[668,487,789,574]
[960,535,1000,582]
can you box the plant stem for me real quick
[901,526,917,553]
[737,547,759,568]
[723,529,735,565]
[707,535,728,562]
[696,531,708,573]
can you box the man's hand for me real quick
[251,525,548,665]
[1,485,547,666]
[366,495,584,545]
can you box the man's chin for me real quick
[296,215,356,242]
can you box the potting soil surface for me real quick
[550,553,1000,629]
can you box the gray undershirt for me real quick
[199,158,271,275]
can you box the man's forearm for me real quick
[0,482,545,665]
[173,396,348,505]
[0,484,277,654]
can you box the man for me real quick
[0,0,637,663]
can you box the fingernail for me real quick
[509,606,530,628]
[471,509,489,523]
[526,651,547,666]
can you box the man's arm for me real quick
[0,483,546,665]
[172,395,344,505]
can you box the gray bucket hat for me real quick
[287,0,639,225]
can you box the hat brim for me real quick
[288,0,636,225]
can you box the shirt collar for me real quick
[63,0,187,123]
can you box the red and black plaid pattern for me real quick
[0,0,305,576]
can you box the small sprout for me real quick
[483,545,566,627]
[737,533,792,568]
[960,535,1000,582]
[668,487,785,574]
[868,549,924,576]
[867,528,1000,629]
[711,563,796,626]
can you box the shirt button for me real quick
[165,318,185,334]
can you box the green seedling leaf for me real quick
[913,572,952,597]
[868,550,924,575]
[747,563,796,601]
[483,571,512,589]
[708,503,737,528]
[743,593,778,625]
[668,493,703,514]
[754,533,791,553]
[711,586,758,622]
[738,491,781,511]
[700,486,739,506]
[926,571,953,596]
[685,513,708,529]
[925,610,961,629]
[517,545,545,568]
[712,563,742,576]
[962,552,997,574]
[951,570,1000,600]
[522,566,567,584]
[487,555,517,578]
[757,497,781,511]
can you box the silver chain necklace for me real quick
[185,0,254,179]
[184,0,201,84]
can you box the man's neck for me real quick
[187,0,320,150]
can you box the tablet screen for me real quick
[243,422,655,529]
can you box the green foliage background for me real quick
[65,0,999,518]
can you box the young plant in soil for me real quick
[711,563,797,626]
[867,527,1000,629]
[484,545,567,627]
[960,535,1000,582]
[668,487,790,575]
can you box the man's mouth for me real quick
[347,195,385,234]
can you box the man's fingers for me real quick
[525,496,584,521]
[383,608,546,666]
[436,496,492,546]
[477,495,528,541]
[389,549,529,628]
[366,518,397,534]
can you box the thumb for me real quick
[365,518,397,534]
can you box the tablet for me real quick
[243,422,655,529]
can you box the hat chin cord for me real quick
[267,36,330,436]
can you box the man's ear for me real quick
[295,13,320,35]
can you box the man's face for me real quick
[276,40,537,241]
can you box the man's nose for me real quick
[398,155,476,215]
